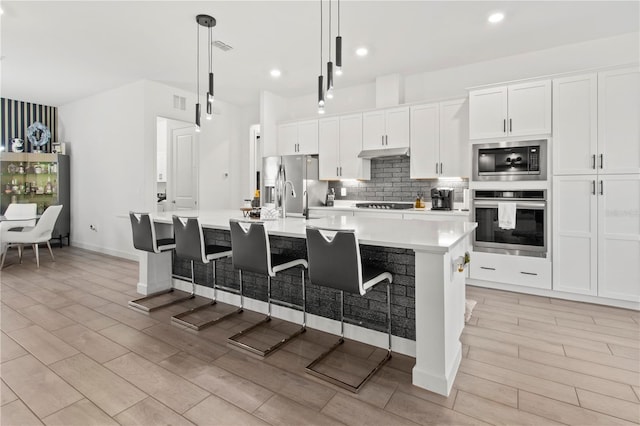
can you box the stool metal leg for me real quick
[228,269,307,357]
[129,255,194,313]
[305,282,392,393]
[171,259,242,330]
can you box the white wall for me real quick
[281,32,639,121]
[60,79,257,259]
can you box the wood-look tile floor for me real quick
[1,246,639,425]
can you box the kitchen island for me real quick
[138,209,476,396]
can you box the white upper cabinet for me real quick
[469,80,551,140]
[318,117,340,180]
[318,113,370,180]
[362,107,410,150]
[598,68,640,175]
[410,99,469,179]
[277,120,318,156]
[552,74,598,175]
[469,86,508,140]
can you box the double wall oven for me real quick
[472,140,548,258]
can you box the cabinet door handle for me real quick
[440,163,443,175]
[599,154,604,169]
[480,266,496,271]
[520,271,538,276]
[503,119,506,133]
[436,163,439,174]
[600,180,604,195]
[340,166,343,176]
[592,180,596,195]
[509,118,513,133]
[381,135,384,146]
[592,154,596,170]
[386,135,389,145]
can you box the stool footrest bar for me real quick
[128,289,194,312]
[172,304,243,331]
[228,317,306,357]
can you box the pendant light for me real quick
[317,0,325,114]
[194,14,216,130]
[335,0,342,76]
[206,23,214,120]
[326,0,334,99]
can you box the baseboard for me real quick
[70,241,137,261]
[171,278,417,357]
[467,279,640,311]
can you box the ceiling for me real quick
[1,1,638,107]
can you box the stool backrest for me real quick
[129,212,157,253]
[229,219,271,276]
[172,216,207,263]
[305,226,364,295]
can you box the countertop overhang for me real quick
[152,209,477,253]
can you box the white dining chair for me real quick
[1,203,37,230]
[0,205,63,269]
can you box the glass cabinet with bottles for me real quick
[0,152,70,246]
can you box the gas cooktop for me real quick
[355,202,414,210]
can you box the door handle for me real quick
[385,135,388,145]
[440,162,443,175]
[480,266,496,271]
[509,118,512,133]
[171,200,176,204]
[381,135,384,146]
[503,119,506,133]
[339,166,342,176]
[336,167,339,176]
[600,180,604,195]
[520,271,538,276]
[592,180,596,195]
[592,154,596,170]
[599,154,604,169]
[436,163,439,174]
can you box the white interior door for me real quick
[168,126,198,211]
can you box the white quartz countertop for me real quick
[309,205,470,216]
[152,209,477,253]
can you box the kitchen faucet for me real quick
[281,180,296,218]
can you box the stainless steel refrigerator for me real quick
[262,155,328,215]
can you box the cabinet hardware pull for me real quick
[509,118,513,133]
[339,166,342,176]
[592,154,596,170]
[436,163,439,174]
[440,163,443,175]
[381,135,384,146]
[503,119,506,133]
[336,167,339,176]
[520,271,538,276]
[600,180,604,195]
[480,266,496,271]
[599,154,604,169]
[592,180,596,195]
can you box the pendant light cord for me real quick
[208,26,211,74]
[338,0,340,35]
[328,0,332,59]
[320,0,323,74]
[196,22,200,103]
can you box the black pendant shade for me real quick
[318,75,325,106]
[336,36,342,67]
[195,103,201,130]
[327,61,333,92]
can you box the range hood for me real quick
[357,147,410,159]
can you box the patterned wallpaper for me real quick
[1,98,58,153]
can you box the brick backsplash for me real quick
[328,157,468,203]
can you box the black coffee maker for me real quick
[431,188,454,210]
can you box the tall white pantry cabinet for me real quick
[552,68,640,302]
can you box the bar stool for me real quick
[170,215,240,330]
[128,212,190,312]
[227,219,307,356]
[305,226,393,393]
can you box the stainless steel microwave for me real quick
[472,140,547,181]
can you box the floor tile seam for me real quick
[39,396,115,424]
[0,330,31,363]
[460,357,580,406]
[574,388,640,424]
[101,351,215,414]
[515,319,640,347]
[518,347,640,384]
[15,306,82,332]
[4,392,46,424]
[468,347,640,398]
[113,395,189,424]
[448,389,514,426]
[473,319,613,352]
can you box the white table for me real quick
[139,209,477,396]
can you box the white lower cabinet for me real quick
[553,174,640,302]
[470,251,552,290]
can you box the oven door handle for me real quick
[473,200,546,209]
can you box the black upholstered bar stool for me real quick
[227,219,308,356]
[305,226,393,393]
[128,212,191,312]
[170,215,239,330]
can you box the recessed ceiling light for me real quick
[270,69,281,78]
[356,47,368,57]
[488,12,505,23]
